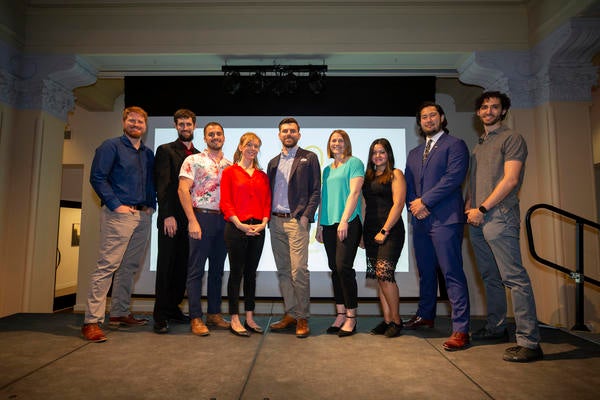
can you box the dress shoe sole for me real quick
[244,322,264,334]
[443,343,471,351]
[296,331,310,338]
[230,327,250,337]
[153,326,169,334]
[82,335,107,343]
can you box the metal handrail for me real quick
[525,203,600,331]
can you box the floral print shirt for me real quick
[179,149,232,209]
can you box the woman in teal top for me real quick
[316,129,364,337]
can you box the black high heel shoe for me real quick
[229,325,250,337]
[338,316,357,337]
[244,321,264,334]
[326,313,346,334]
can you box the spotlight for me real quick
[223,71,241,95]
[308,71,324,94]
[251,71,266,94]
[283,71,298,94]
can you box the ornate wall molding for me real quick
[459,17,600,108]
[0,43,97,120]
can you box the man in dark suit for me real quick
[152,109,200,333]
[267,117,321,338]
[404,101,471,351]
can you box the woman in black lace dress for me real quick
[362,138,406,337]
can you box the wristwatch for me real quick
[478,205,488,214]
[380,229,387,235]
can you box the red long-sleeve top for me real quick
[220,164,271,222]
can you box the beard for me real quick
[207,141,223,151]
[282,137,299,149]
[124,127,144,139]
[178,131,194,142]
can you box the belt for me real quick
[272,212,292,218]
[194,207,221,215]
[125,205,148,211]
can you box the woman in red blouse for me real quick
[220,132,271,336]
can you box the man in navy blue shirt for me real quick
[82,106,156,342]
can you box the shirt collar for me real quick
[281,145,299,158]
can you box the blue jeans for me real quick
[187,212,227,319]
[469,203,540,348]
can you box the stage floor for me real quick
[1,310,599,400]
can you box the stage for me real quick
[1,309,599,399]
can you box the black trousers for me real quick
[153,220,189,321]
[322,216,362,309]
[224,220,265,314]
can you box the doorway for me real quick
[54,164,83,311]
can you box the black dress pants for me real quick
[224,220,265,315]
[322,216,362,309]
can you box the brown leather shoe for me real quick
[82,323,107,342]
[443,332,471,351]
[206,313,231,329]
[270,314,297,331]
[296,318,310,338]
[403,315,434,329]
[109,314,148,327]
[191,318,210,336]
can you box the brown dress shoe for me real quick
[403,315,434,330]
[109,314,148,327]
[191,318,210,336]
[206,313,231,329]
[82,323,107,342]
[270,314,297,331]
[443,332,471,351]
[296,318,310,338]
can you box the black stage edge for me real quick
[125,76,435,117]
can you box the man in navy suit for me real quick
[267,117,321,338]
[404,101,471,351]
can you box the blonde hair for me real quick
[233,132,262,169]
[327,129,353,158]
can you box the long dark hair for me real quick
[365,138,395,185]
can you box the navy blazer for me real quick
[153,140,200,227]
[404,132,469,226]
[267,147,321,222]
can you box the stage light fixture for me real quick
[251,71,266,94]
[308,71,325,95]
[221,64,327,95]
[283,71,298,94]
[223,71,241,95]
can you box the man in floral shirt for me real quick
[178,122,232,336]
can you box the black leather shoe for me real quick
[338,316,357,337]
[370,320,389,335]
[472,327,508,341]
[326,326,341,334]
[384,321,403,338]
[153,320,169,334]
[403,315,434,329]
[229,326,250,337]
[168,310,190,324]
[326,313,345,334]
[244,321,264,334]
[503,345,543,362]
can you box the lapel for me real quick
[420,133,446,172]
[289,147,303,178]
